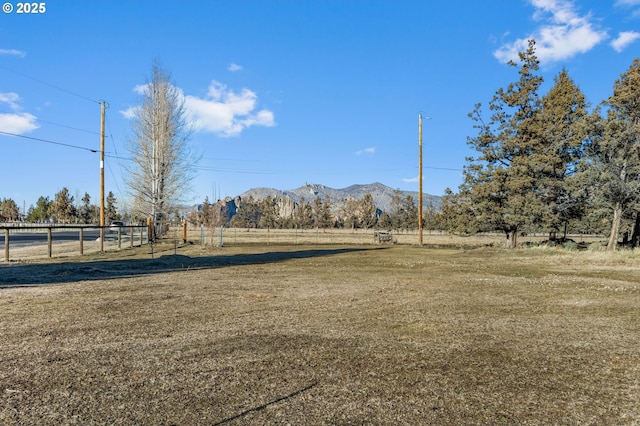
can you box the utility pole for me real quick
[99,101,106,252]
[418,113,423,246]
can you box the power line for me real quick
[104,111,119,156]
[194,165,279,175]
[0,130,98,153]
[105,153,132,161]
[105,155,124,200]
[102,109,130,207]
[35,118,101,136]
[423,166,463,172]
[201,156,263,162]
[0,65,100,104]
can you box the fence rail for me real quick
[190,227,426,246]
[1,225,148,262]
[1,223,608,262]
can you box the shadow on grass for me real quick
[213,381,318,425]
[0,247,374,287]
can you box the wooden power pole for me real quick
[99,101,106,252]
[418,113,423,246]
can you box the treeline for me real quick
[0,187,121,224]
[187,192,441,231]
[440,41,640,251]
[0,198,20,222]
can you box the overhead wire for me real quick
[105,158,125,202]
[104,109,126,201]
[423,166,463,172]
[34,118,101,136]
[2,65,461,199]
[0,65,105,153]
[0,66,131,208]
[193,165,280,175]
[0,130,98,153]
[0,65,100,104]
[105,153,133,161]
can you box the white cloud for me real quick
[615,0,640,17]
[121,81,276,137]
[119,105,139,119]
[132,84,147,95]
[356,147,376,156]
[494,0,607,64]
[0,92,38,134]
[119,85,147,118]
[403,176,419,183]
[0,49,26,57]
[184,81,275,137]
[0,112,39,134]
[228,63,243,72]
[611,31,640,52]
[0,92,21,110]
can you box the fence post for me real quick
[182,219,187,244]
[4,229,9,262]
[147,217,153,242]
[47,227,52,258]
[117,228,122,249]
[79,228,84,256]
[130,226,134,248]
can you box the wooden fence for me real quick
[1,223,609,262]
[1,224,148,262]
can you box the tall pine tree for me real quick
[462,40,544,248]
[534,69,590,238]
[606,58,640,249]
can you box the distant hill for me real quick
[239,182,441,213]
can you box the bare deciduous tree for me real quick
[126,62,196,237]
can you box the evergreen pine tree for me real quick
[462,39,544,248]
[360,194,378,229]
[605,58,640,249]
[106,191,119,223]
[51,188,77,223]
[534,69,590,238]
[27,196,51,223]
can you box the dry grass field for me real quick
[1,240,638,425]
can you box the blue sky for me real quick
[1,0,640,212]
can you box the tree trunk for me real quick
[509,228,518,249]
[607,202,623,251]
[630,211,640,248]
[505,226,518,249]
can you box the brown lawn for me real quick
[1,242,638,425]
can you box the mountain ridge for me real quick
[239,182,441,212]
